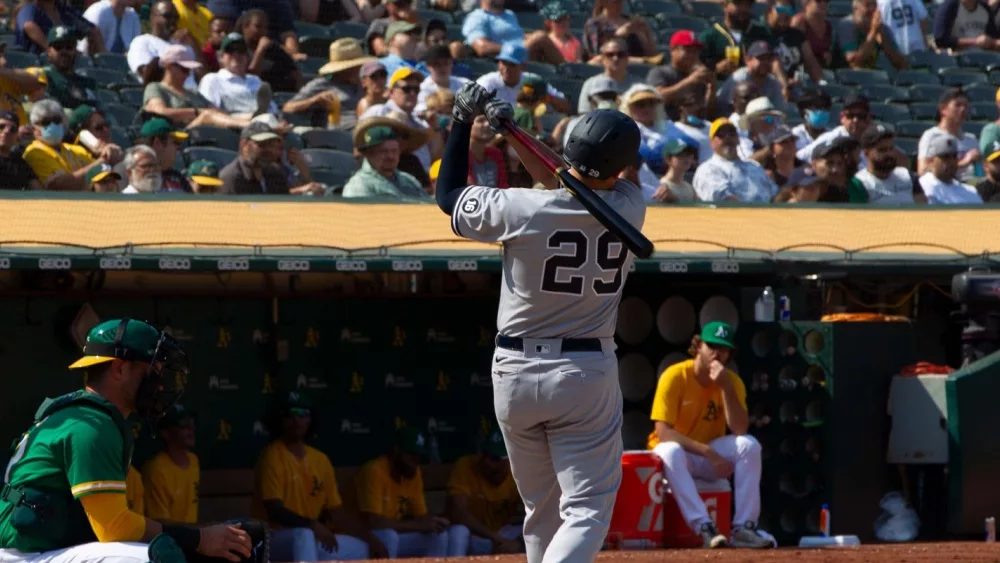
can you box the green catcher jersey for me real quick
[1,392,130,553]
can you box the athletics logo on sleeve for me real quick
[462,198,481,213]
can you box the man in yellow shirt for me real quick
[22,99,122,190]
[446,430,523,556]
[173,0,214,48]
[649,321,775,549]
[126,466,144,515]
[253,392,384,561]
[141,403,200,524]
[356,427,451,558]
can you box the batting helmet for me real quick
[563,109,641,180]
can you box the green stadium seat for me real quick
[183,146,238,168]
[958,50,1000,69]
[895,120,934,138]
[299,36,333,59]
[927,53,959,73]
[524,61,556,76]
[94,53,130,72]
[5,50,39,69]
[870,102,911,124]
[657,15,708,33]
[294,21,331,37]
[962,83,997,102]
[820,82,856,101]
[939,69,986,87]
[861,84,909,103]
[894,69,941,86]
[517,12,546,30]
[118,88,144,107]
[301,148,358,171]
[103,103,138,128]
[970,101,998,121]
[836,69,890,86]
[964,120,989,136]
[907,83,948,101]
[186,126,240,151]
[110,126,130,148]
[989,70,1000,85]
[416,9,454,23]
[332,22,369,41]
[559,62,601,79]
[301,129,354,152]
[688,1,724,20]
[95,89,120,105]
[908,103,937,120]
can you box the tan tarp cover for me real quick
[0,199,994,257]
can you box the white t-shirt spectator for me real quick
[128,34,197,88]
[78,0,141,54]
[850,167,917,203]
[918,126,978,179]
[673,120,712,163]
[416,75,469,114]
[692,154,779,202]
[476,71,566,107]
[198,69,278,115]
[796,125,867,169]
[878,0,928,54]
[919,172,984,203]
[792,123,820,151]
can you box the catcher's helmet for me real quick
[563,109,641,180]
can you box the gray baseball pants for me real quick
[492,338,623,563]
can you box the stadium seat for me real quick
[971,101,999,121]
[628,62,654,80]
[301,148,358,171]
[103,103,138,128]
[301,129,354,152]
[95,89,120,105]
[926,53,959,73]
[828,0,852,16]
[958,50,1000,69]
[331,22,368,41]
[688,1,724,20]
[183,146,237,168]
[861,84,910,103]
[465,58,497,77]
[94,53,130,72]
[836,69,890,86]
[187,126,240,151]
[895,137,918,157]
[118,88,144,107]
[962,83,997,102]
[310,169,352,190]
[907,83,948,102]
[964,120,989,136]
[517,12,546,30]
[569,12,590,27]
[110,126,130,148]
[908,103,938,121]
[298,56,328,75]
[445,25,464,41]
[870,102,910,124]
[633,0,679,16]
[559,62,601,79]
[416,8,453,23]
[750,2,767,17]
[294,21,331,37]
[939,69,986,87]
[895,120,934,138]
[820,82,856,101]
[78,67,133,85]
[524,61,556,76]
[549,77,584,109]
[894,69,941,86]
[299,36,333,59]
[5,50,39,69]
[657,15,708,33]
[989,70,1000,85]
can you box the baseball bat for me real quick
[496,119,655,259]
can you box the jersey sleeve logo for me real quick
[462,197,481,214]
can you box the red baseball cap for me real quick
[670,30,703,49]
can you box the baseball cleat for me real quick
[730,521,776,548]
[700,522,729,548]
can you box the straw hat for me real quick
[353,115,431,154]
[319,38,376,76]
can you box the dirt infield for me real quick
[374,543,1000,562]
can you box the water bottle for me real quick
[755,286,776,322]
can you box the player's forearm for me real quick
[448,500,499,542]
[720,387,749,435]
[436,120,472,214]
[656,424,711,457]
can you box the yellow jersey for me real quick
[251,441,342,525]
[648,358,747,449]
[0,74,35,125]
[126,465,144,515]
[447,455,520,532]
[22,140,93,185]
[356,455,427,520]
[172,0,213,47]
[141,451,200,524]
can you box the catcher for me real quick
[0,318,263,563]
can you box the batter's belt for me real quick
[495,335,603,352]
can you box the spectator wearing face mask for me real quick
[22,99,121,191]
[739,97,785,161]
[918,133,983,204]
[797,94,872,168]
[792,89,833,151]
[672,90,712,163]
[847,123,921,203]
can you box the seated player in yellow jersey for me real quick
[141,403,200,524]
[126,466,144,515]
[253,392,386,561]
[356,427,453,558]
[648,322,775,549]
[446,430,524,556]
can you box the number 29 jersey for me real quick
[451,180,646,339]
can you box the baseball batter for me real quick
[648,322,775,549]
[0,318,254,563]
[437,82,645,563]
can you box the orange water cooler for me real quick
[608,451,732,549]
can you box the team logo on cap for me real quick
[716,325,728,338]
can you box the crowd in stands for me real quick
[128,395,524,560]
[0,0,999,203]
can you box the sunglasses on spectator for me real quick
[844,112,869,120]
[602,51,627,59]
[367,70,388,80]
[0,122,16,133]
[395,85,420,94]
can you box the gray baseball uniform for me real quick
[452,180,646,563]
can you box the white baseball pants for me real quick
[370,528,449,558]
[269,527,370,561]
[0,542,148,563]
[652,434,762,531]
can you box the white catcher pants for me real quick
[653,434,762,531]
[0,542,148,563]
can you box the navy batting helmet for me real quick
[563,110,641,180]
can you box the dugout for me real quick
[0,192,989,545]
